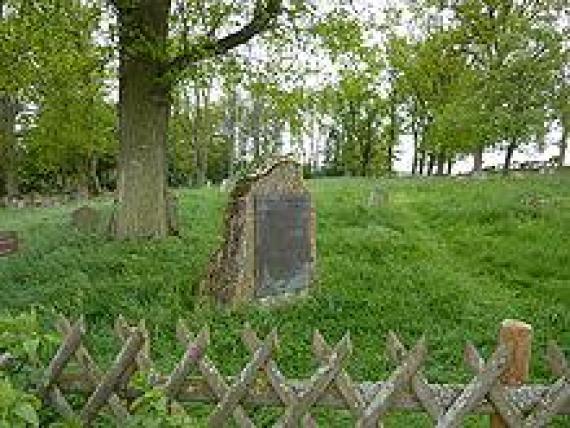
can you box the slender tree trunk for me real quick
[387,84,398,174]
[428,153,435,176]
[436,151,445,176]
[473,146,483,173]
[504,139,516,175]
[310,112,318,175]
[559,119,568,168]
[361,112,374,176]
[0,95,19,197]
[90,155,102,195]
[114,1,170,239]
[419,150,425,175]
[196,85,210,187]
[227,88,238,179]
[271,111,283,155]
[238,104,248,170]
[251,96,262,161]
[0,0,19,199]
[447,157,452,175]
[412,119,418,175]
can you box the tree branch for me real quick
[169,0,282,73]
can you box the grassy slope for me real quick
[1,173,569,426]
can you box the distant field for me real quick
[1,172,569,427]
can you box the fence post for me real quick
[490,319,532,428]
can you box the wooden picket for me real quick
[32,315,570,427]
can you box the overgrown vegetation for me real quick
[1,173,569,426]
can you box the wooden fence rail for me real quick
[29,316,570,427]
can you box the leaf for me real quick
[14,402,39,427]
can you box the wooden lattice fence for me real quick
[30,316,570,427]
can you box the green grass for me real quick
[1,172,569,426]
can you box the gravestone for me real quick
[202,158,316,305]
[71,206,101,233]
[0,231,18,256]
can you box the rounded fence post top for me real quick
[500,319,532,331]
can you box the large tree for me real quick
[110,0,282,239]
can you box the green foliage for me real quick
[0,0,117,195]
[0,310,56,367]
[0,377,40,428]
[126,375,202,427]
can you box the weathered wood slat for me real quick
[464,342,524,427]
[313,330,365,418]
[437,344,508,428]
[47,385,76,420]
[358,337,427,428]
[164,328,208,398]
[547,341,569,378]
[40,318,84,395]
[387,332,442,421]
[243,325,296,406]
[57,316,130,421]
[80,329,144,424]
[278,334,352,427]
[524,376,570,428]
[243,326,320,426]
[178,321,255,428]
[209,329,277,427]
[115,316,153,371]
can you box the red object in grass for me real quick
[0,231,18,256]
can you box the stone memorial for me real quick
[71,205,101,234]
[201,158,316,305]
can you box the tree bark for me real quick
[428,153,436,176]
[90,156,102,195]
[0,95,19,197]
[559,118,568,168]
[503,139,516,175]
[194,85,209,187]
[227,87,238,178]
[412,119,418,175]
[473,146,483,173]
[447,157,453,175]
[436,151,445,176]
[419,150,425,175]
[114,1,170,239]
[251,95,263,161]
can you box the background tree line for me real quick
[1,0,568,237]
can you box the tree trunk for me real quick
[251,96,262,161]
[503,139,516,175]
[428,153,435,176]
[419,150,425,175]
[447,157,453,175]
[195,85,210,187]
[227,88,238,178]
[436,151,445,176]
[412,120,418,175]
[114,1,170,239]
[90,155,102,195]
[559,119,568,168]
[0,95,19,197]
[473,146,483,173]
[193,85,205,187]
